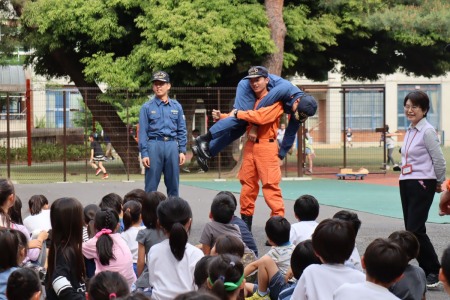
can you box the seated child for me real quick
[215,191,258,257]
[82,208,136,288]
[199,193,256,262]
[388,230,427,300]
[245,216,295,300]
[440,244,450,295]
[278,239,321,300]
[194,255,214,291]
[147,197,204,300]
[120,200,144,275]
[333,210,363,272]
[289,195,319,245]
[99,193,124,232]
[0,228,25,299]
[207,254,245,300]
[83,204,100,279]
[23,194,52,234]
[291,219,365,300]
[334,238,408,300]
[6,268,42,300]
[88,270,130,300]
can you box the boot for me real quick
[241,214,253,232]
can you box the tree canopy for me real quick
[11,0,449,87]
[1,0,449,172]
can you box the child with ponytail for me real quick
[120,200,144,275]
[82,208,136,288]
[148,196,204,300]
[207,254,245,300]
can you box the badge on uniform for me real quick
[401,164,413,175]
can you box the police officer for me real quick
[138,71,187,196]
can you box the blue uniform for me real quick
[139,97,187,196]
[208,74,303,158]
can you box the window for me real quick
[397,85,440,130]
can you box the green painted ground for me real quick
[182,179,450,224]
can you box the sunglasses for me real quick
[294,111,309,123]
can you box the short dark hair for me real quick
[215,191,237,208]
[291,239,321,280]
[388,230,419,261]
[123,189,149,205]
[210,193,236,224]
[7,268,41,300]
[404,90,430,116]
[194,255,213,289]
[364,238,408,284]
[312,218,355,264]
[294,195,319,221]
[333,210,361,235]
[99,193,123,215]
[441,245,450,284]
[265,216,291,246]
[28,194,49,216]
[88,271,129,300]
[213,235,245,258]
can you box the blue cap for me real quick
[296,94,317,121]
[151,71,170,83]
[244,66,269,79]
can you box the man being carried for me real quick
[193,66,317,171]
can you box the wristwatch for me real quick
[233,109,239,118]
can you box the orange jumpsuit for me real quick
[236,99,285,217]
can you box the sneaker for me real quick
[245,291,270,300]
[181,167,191,173]
[426,273,440,288]
[95,168,102,176]
[102,173,109,179]
[197,169,205,173]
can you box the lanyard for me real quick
[404,128,418,164]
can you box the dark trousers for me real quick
[399,179,440,275]
[144,140,179,197]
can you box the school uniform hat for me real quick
[244,66,269,79]
[296,94,318,120]
[151,71,170,83]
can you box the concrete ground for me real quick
[15,180,450,300]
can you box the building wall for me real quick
[291,71,450,146]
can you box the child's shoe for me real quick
[102,173,109,179]
[95,168,102,176]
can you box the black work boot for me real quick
[241,214,253,232]
[195,136,212,159]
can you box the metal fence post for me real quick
[6,93,11,179]
[63,91,67,182]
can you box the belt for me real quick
[149,136,175,141]
[254,138,275,143]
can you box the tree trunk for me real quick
[51,49,141,174]
[264,0,286,76]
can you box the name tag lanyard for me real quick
[402,128,418,175]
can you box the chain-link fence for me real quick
[1,85,448,183]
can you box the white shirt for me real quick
[121,226,144,263]
[345,246,363,272]
[290,221,318,245]
[23,209,52,233]
[292,263,365,300]
[334,281,401,300]
[148,239,204,300]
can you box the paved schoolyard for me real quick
[15,179,450,300]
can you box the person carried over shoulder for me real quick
[193,66,317,172]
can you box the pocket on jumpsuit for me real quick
[266,164,281,185]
